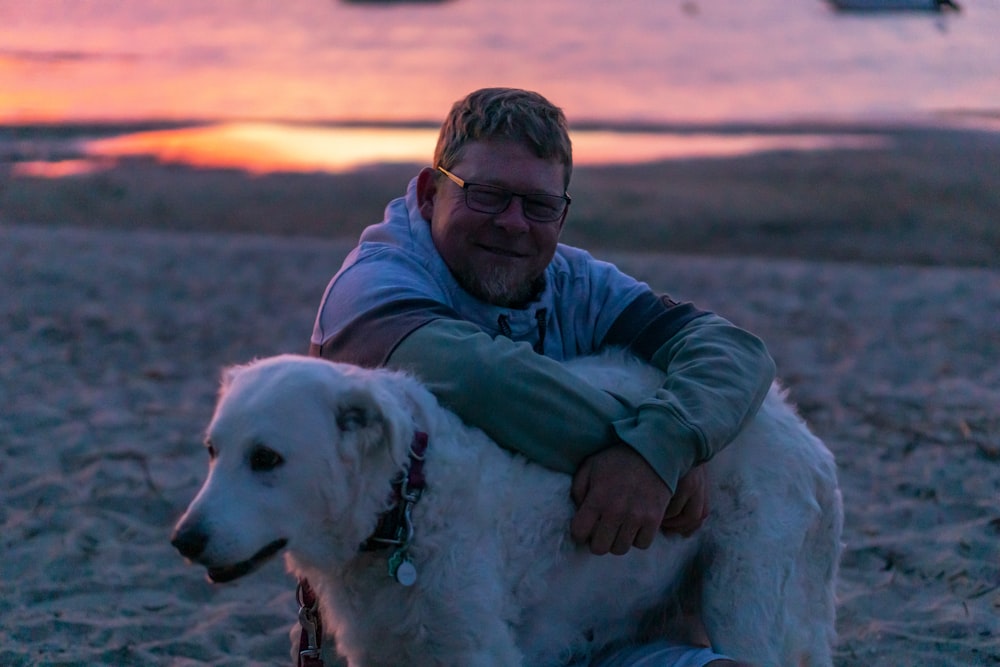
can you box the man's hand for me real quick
[570,445,671,555]
[660,463,709,537]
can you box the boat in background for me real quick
[341,0,453,4]
[827,0,959,11]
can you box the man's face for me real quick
[417,139,567,307]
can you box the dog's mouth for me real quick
[206,538,288,583]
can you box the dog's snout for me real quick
[171,525,208,560]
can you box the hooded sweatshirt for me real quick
[310,178,774,491]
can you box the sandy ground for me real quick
[1,218,997,666]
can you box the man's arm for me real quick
[385,318,634,472]
[569,292,775,554]
[602,292,776,491]
[329,298,774,489]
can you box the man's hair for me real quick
[433,88,573,189]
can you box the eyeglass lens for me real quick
[465,185,566,222]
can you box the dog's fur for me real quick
[172,352,842,666]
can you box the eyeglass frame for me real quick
[436,166,571,224]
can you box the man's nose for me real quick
[492,195,531,233]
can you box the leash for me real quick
[295,431,429,666]
[296,580,324,667]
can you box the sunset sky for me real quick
[2,1,995,172]
[2,1,995,125]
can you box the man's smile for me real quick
[478,243,529,258]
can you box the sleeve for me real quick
[310,296,458,368]
[310,249,455,368]
[386,319,636,474]
[602,291,776,491]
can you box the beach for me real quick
[2,127,999,665]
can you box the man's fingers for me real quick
[662,480,696,521]
[573,497,647,555]
[570,458,591,507]
[632,523,657,551]
[660,463,710,536]
[661,490,688,521]
[589,518,620,556]
[577,502,663,555]
[570,503,599,545]
[570,445,673,555]
[660,515,699,536]
[661,504,709,537]
[602,511,641,556]
[686,491,708,529]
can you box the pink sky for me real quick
[1,1,996,125]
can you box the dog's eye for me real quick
[249,444,284,472]
[206,441,217,460]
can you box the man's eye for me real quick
[249,445,284,472]
[467,186,507,207]
[525,196,561,216]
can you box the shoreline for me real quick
[3,106,998,132]
[3,120,998,269]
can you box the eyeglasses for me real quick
[437,166,571,223]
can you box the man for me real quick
[309,87,771,666]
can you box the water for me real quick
[1,0,997,125]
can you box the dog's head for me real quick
[171,355,414,582]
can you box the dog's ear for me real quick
[219,360,256,394]
[215,364,246,405]
[333,385,392,455]
[220,365,240,390]
[326,371,415,472]
[336,398,378,432]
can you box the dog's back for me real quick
[389,349,842,665]
[513,350,842,665]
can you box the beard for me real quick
[454,263,545,308]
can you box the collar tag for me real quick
[388,550,418,586]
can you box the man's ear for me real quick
[415,167,438,221]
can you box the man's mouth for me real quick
[479,244,527,258]
[206,538,288,583]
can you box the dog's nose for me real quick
[171,525,208,560]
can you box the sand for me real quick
[1,129,998,665]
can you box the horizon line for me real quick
[2,109,999,137]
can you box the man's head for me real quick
[433,87,573,189]
[417,88,573,308]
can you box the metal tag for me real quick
[391,554,417,586]
[395,558,417,586]
[387,549,417,586]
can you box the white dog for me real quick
[172,352,842,666]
